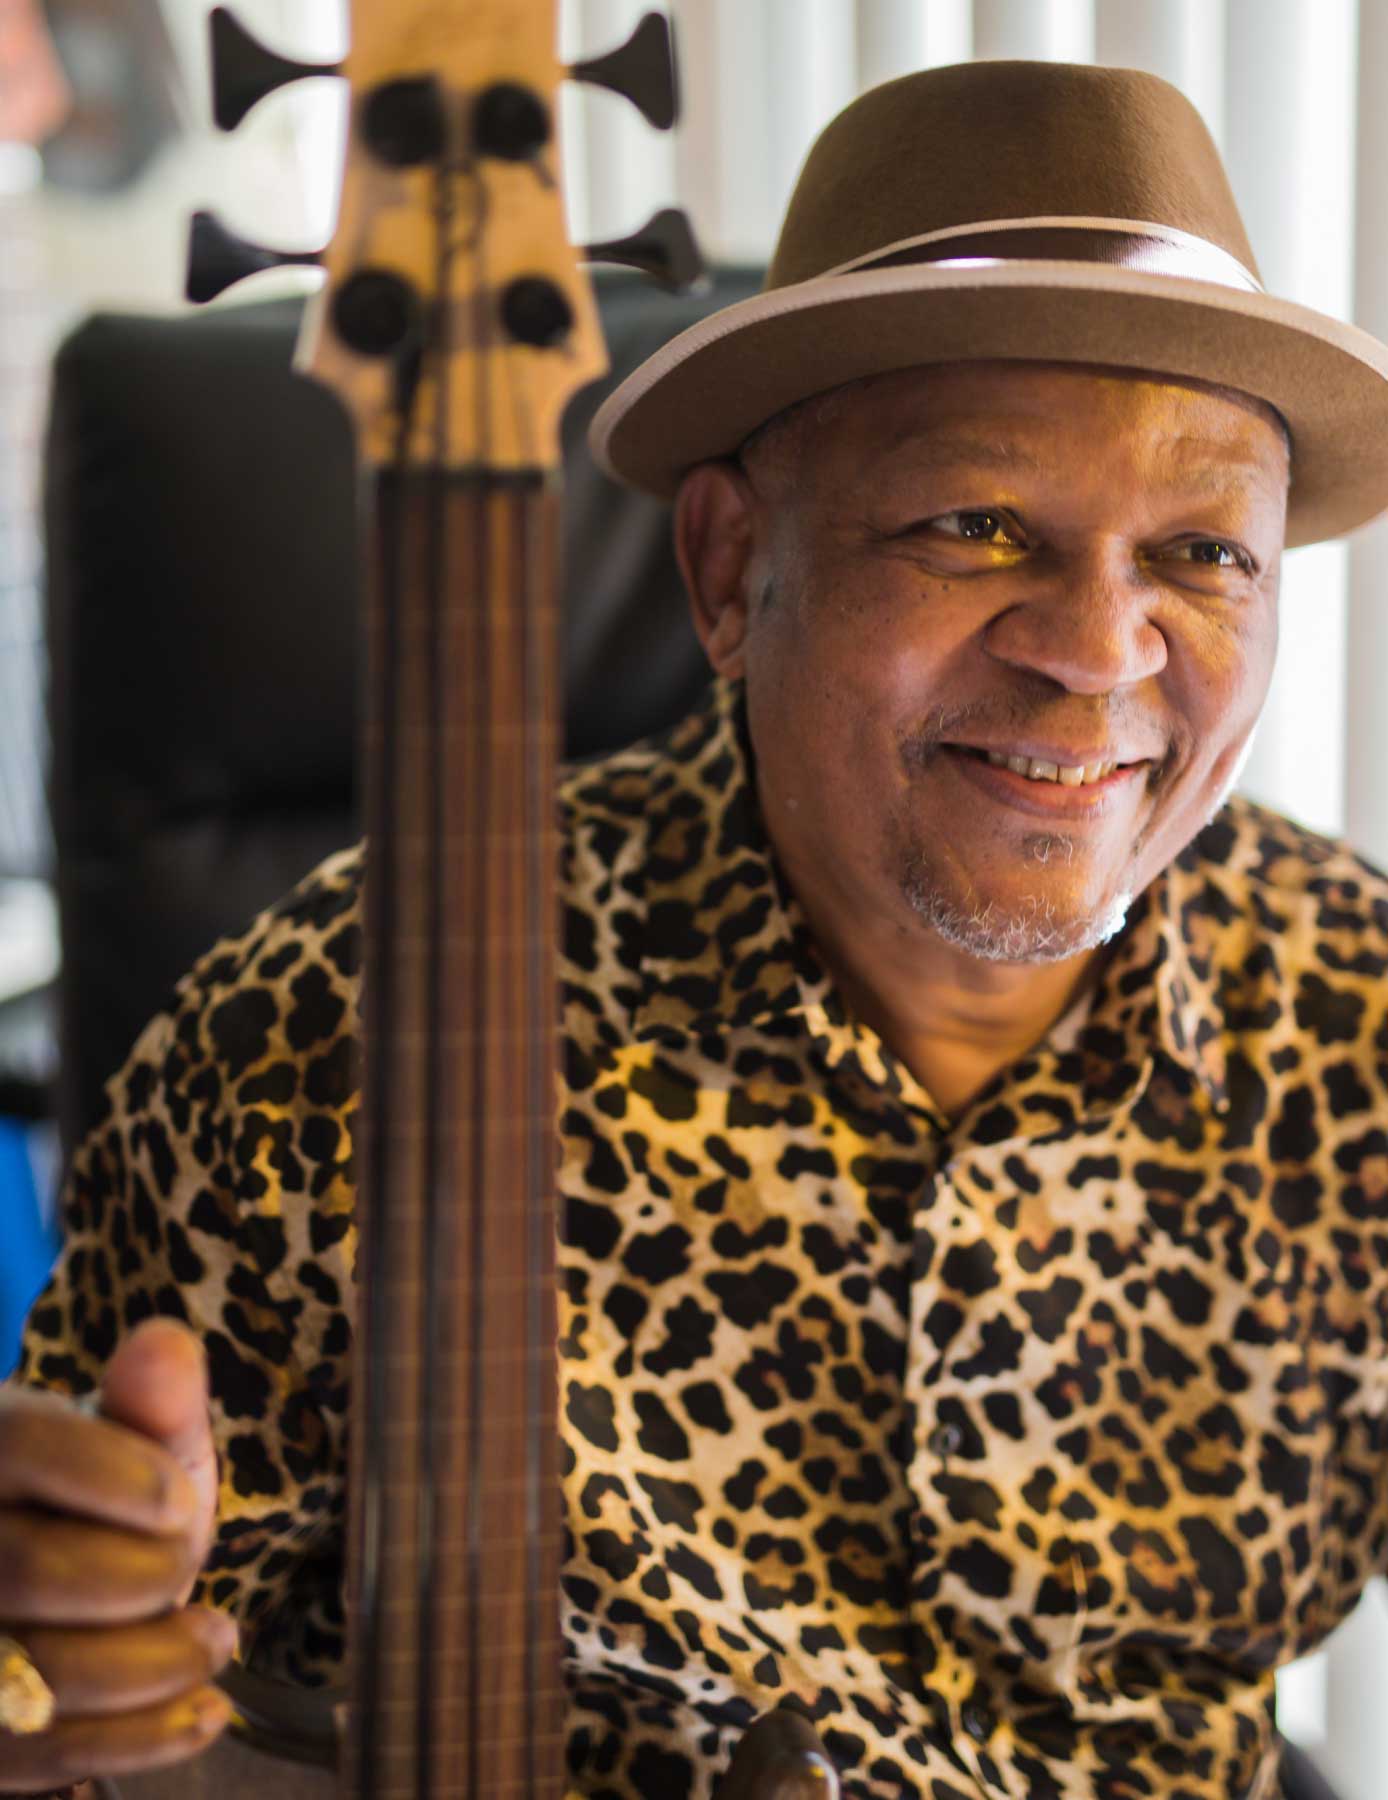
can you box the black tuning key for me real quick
[473,82,552,162]
[331,270,423,358]
[585,207,706,293]
[209,6,341,132]
[186,209,323,304]
[361,76,447,167]
[501,276,574,348]
[571,11,678,131]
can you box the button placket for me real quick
[909,1130,1124,1799]
[961,1699,991,1741]
[903,1162,1023,1798]
[947,1690,1015,1798]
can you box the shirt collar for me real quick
[1145,840,1232,1109]
[629,678,813,1045]
[629,678,1229,1112]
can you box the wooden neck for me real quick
[346,470,565,1799]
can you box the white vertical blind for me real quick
[1346,0,1388,870]
[560,0,676,249]
[1318,1584,1388,1800]
[666,0,775,262]
[762,1,858,225]
[0,160,53,878]
[663,0,859,264]
[856,0,972,84]
[972,0,1095,62]
[1092,0,1225,145]
[31,0,344,309]
[1223,0,1359,839]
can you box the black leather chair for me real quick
[43,270,759,1156]
[41,275,1344,1800]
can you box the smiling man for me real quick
[672,361,1292,1119]
[9,55,1388,1800]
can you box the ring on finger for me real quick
[0,1634,56,1735]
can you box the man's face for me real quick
[697,362,1289,965]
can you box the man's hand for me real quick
[0,1320,236,1792]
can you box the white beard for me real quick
[900,872,1134,965]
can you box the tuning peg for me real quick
[186,209,323,304]
[209,6,341,132]
[585,207,706,293]
[570,11,678,131]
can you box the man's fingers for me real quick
[20,1608,238,1718]
[0,1389,199,1534]
[0,1323,228,1793]
[0,1682,233,1791]
[0,1510,196,1627]
[99,1321,220,1578]
[99,1320,213,1473]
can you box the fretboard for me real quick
[346,471,565,1800]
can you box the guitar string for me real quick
[358,359,419,1800]
[522,480,544,1800]
[466,191,492,1800]
[417,133,458,1800]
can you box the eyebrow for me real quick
[874,431,1050,475]
[1157,435,1291,499]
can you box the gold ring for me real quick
[0,1635,55,1735]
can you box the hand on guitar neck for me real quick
[0,1321,236,1795]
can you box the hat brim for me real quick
[588,262,1388,548]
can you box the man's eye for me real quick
[1168,539,1252,572]
[929,510,1021,545]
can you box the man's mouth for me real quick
[971,748,1120,787]
[927,740,1156,824]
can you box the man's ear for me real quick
[674,461,763,679]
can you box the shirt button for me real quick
[961,1701,990,1742]
[929,1422,963,1456]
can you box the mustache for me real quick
[899,694,1160,769]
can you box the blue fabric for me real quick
[0,1118,58,1378]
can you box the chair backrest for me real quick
[44,270,761,1155]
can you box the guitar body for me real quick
[111,1706,838,1800]
[106,1662,338,1799]
[108,1736,335,1800]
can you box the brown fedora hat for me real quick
[590,60,1388,548]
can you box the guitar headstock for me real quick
[188,1,702,473]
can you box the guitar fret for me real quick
[350,476,565,1799]
[373,1632,567,1657]
[353,1722,569,1739]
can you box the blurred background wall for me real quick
[4,0,1388,1792]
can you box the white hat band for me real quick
[827,216,1264,295]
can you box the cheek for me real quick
[745,583,950,834]
[1159,582,1272,725]
[1145,602,1276,856]
[1188,599,1278,753]
[747,566,969,715]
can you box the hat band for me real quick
[827,216,1264,295]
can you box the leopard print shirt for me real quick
[19,678,1388,1800]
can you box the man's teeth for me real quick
[983,750,1119,786]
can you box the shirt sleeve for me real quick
[15,849,364,1683]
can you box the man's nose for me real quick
[980,550,1168,695]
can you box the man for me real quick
[5,57,1388,1800]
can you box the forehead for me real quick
[791,360,1290,487]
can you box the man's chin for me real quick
[902,878,1135,965]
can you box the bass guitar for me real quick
[118,4,840,1796]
